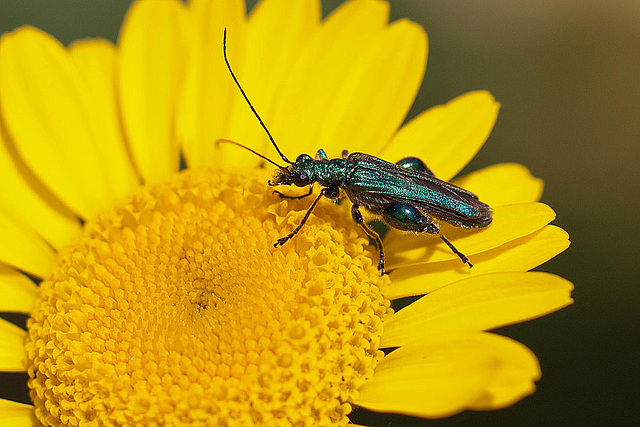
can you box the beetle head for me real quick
[269,154,314,187]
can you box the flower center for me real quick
[25,168,392,426]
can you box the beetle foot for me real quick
[274,236,291,247]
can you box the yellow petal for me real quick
[382,272,573,347]
[179,0,246,168]
[388,225,570,299]
[69,39,140,198]
[0,121,80,249]
[0,399,35,426]
[0,318,27,371]
[0,264,39,314]
[0,209,55,278]
[355,332,540,417]
[385,202,556,269]
[269,0,391,157]
[0,27,121,218]
[118,0,193,184]
[452,163,544,206]
[380,91,500,181]
[309,19,427,155]
[219,0,321,168]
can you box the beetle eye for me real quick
[293,173,309,187]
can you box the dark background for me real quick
[1,1,638,425]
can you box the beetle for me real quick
[220,29,492,275]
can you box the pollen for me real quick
[25,168,392,426]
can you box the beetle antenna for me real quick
[223,28,293,165]
[216,139,288,170]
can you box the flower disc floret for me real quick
[25,168,392,426]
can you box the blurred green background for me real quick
[1,0,637,425]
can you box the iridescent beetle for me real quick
[220,29,492,275]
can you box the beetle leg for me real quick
[351,204,385,275]
[273,185,313,199]
[395,157,435,176]
[383,202,472,268]
[440,235,472,268]
[274,187,330,247]
[383,202,439,233]
[322,186,340,200]
[315,149,328,160]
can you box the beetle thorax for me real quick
[315,158,349,187]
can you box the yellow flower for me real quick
[0,0,573,425]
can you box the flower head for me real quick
[0,0,572,425]
[26,169,391,425]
